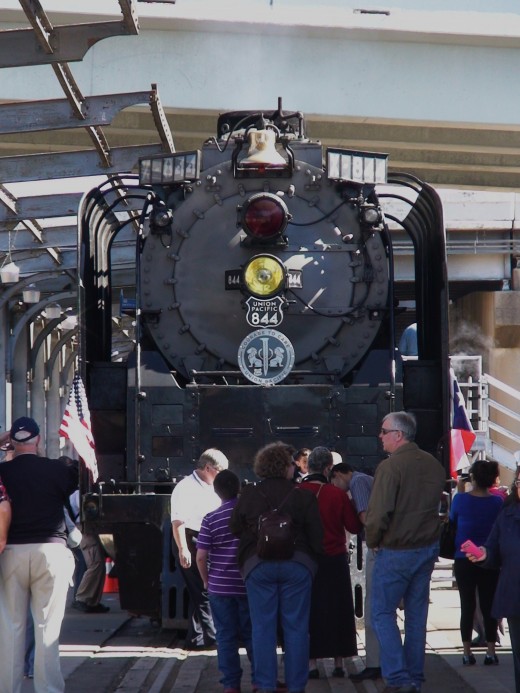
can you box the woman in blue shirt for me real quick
[450,459,503,666]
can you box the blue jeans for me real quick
[371,543,438,690]
[246,560,312,692]
[208,593,253,689]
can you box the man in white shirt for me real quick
[171,448,229,649]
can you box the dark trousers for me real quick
[453,558,499,642]
[175,530,216,648]
[508,616,520,693]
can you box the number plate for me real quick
[245,296,285,327]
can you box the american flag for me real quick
[59,372,99,482]
[450,368,476,479]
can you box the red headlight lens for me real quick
[242,193,289,241]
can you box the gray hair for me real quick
[382,411,416,441]
[307,446,333,473]
[197,448,229,471]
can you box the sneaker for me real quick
[71,600,89,612]
[350,666,382,681]
[85,603,110,613]
[72,601,110,614]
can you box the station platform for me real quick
[19,564,516,693]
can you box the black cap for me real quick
[10,416,40,443]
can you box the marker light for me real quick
[241,193,289,241]
[139,151,201,186]
[243,255,286,298]
[327,148,388,185]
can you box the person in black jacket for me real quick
[0,417,78,693]
[230,442,323,693]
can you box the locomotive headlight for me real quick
[243,255,286,298]
[240,193,290,242]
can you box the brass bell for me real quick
[241,129,286,167]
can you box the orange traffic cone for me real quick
[103,557,119,593]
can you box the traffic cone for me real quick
[103,557,119,593]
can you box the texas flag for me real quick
[450,368,476,479]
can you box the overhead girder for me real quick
[0,91,165,136]
[0,0,174,438]
[0,18,138,69]
[0,194,83,222]
[0,144,166,184]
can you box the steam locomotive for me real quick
[78,103,450,625]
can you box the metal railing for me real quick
[451,355,520,471]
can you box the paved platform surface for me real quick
[19,563,516,692]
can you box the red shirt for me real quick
[300,481,362,556]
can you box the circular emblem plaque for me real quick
[238,329,295,386]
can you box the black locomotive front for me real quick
[78,104,450,625]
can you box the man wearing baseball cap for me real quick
[0,416,78,693]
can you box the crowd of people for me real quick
[0,410,518,693]
[172,409,520,693]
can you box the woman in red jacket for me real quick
[300,447,362,679]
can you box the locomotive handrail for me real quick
[189,369,342,382]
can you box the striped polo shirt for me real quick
[197,498,246,596]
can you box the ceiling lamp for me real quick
[46,303,62,320]
[23,284,40,304]
[61,314,77,330]
[0,261,20,284]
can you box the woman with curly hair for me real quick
[230,442,323,693]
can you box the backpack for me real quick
[256,488,296,560]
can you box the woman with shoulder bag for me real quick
[230,442,323,693]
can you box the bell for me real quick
[241,129,287,167]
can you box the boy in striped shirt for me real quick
[196,470,254,693]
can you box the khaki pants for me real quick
[75,533,105,606]
[0,543,74,693]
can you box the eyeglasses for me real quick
[380,428,400,435]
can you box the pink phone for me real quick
[461,540,485,559]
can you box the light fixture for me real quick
[360,205,383,226]
[150,202,173,233]
[327,148,388,185]
[23,284,40,304]
[45,303,62,320]
[1,229,20,283]
[61,314,77,330]
[0,261,20,284]
[243,255,286,298]
[240,193,289,242]
[139,150,201,186]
